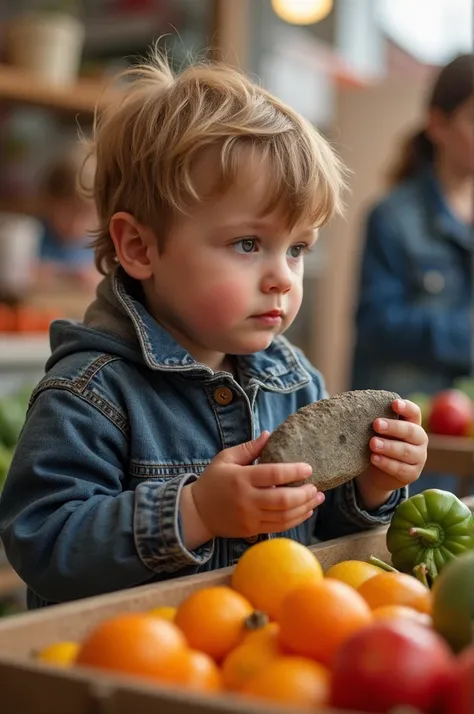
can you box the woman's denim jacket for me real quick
[352,167,473,396]
[0,269,405,609]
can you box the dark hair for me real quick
[388,53,474,185]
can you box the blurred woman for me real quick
[352,54,474,493]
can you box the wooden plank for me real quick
[0,63,120,114]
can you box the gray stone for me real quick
[259,390,400,490]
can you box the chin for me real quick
[229,335,276,355]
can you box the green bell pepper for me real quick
[386,489,474,584]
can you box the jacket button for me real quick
[213,386,233,405]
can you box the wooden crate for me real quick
[0,498,470,714]
[0,526,394,714]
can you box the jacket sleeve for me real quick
[313,481,407,541]
[355,204,472,371]
[296,351,407,539]
[0,387,213,604]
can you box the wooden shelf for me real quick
[0,196,41,217]
[426,434,474,498]
[0,64,120,114]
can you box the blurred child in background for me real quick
[36,146,99,288]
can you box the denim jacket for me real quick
[0,268,405,609]
[352,166,473,396]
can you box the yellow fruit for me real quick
[325,560,383,590]
[148,606,177,621]
[36,641,80,667]
[231,538,323,620]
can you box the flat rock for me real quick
[259,389,400,490]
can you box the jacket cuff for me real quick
[336,479,407,528]
[133,475,214,573]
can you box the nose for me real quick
[260,258,293,294]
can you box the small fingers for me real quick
[261,498,323,526]
[370,436,423,465]
[391,399,422,425]
[260,506,320,534]
[251,462,313,488]
[373,417,427,446]
[254,483,319,511]
[370,453,420,483]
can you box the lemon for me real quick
[148,605,177,621]
[36,641,80,667]
[325,560,382,590]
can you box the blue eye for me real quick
[234,238,257,254]
[288,244,306,259]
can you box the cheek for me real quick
[188,278,250,329]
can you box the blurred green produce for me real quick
[0,385,32,489]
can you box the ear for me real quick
[109,212,156,280]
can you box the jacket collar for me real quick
[85,267,311,393]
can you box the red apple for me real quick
[443,647,474,714]
[428,390,473,437]
[331,620,454,713]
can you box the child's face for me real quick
[143,157,317,370]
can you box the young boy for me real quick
[0,53,428,609]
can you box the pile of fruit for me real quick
[35,489,474,713]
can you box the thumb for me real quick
[219,431,271,466]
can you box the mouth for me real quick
[251,310,284,325]
[257,310,283,318]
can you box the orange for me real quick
[36,641,79,667]
[231,538,323,620]
[358,572,432,614]
[372,604,432,627]
[278,578,372,667]
[241,656,330,710]
[325,560,383,590]
[242,621,281,649]
[75,613,187,681]
[222,641,280,691]
[175,586,254,662]
[166,649,222,692]
[148,606,177,621]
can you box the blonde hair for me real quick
[88,48,347,275]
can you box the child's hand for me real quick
[356,399,428,510]
[185,432,324,544]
